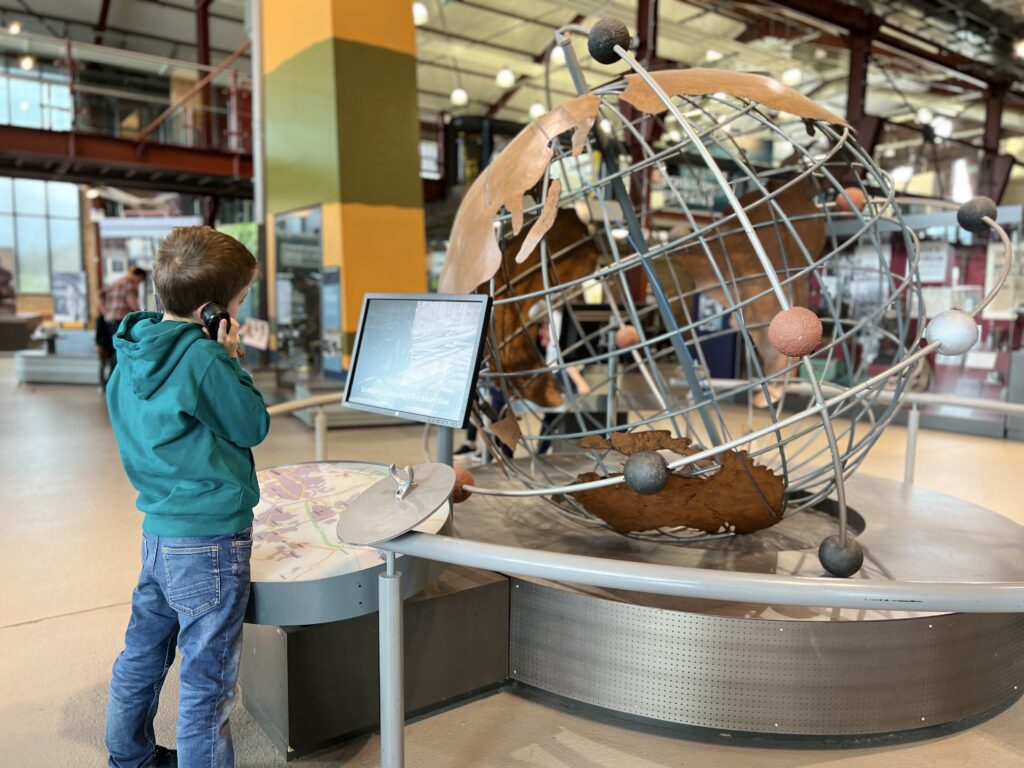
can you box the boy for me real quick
[104,226,270,768]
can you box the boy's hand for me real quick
[217,317,245,359]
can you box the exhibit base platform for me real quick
[240,565,509,758]
[457,468,1024,739]
[241,460,1023,753]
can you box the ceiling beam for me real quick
[417,58,579,100]
[135,0,242,25]
[93,0,112,46]
[483,12,586,116]
[0,3,248,61]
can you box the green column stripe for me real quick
[333,38,422,209]
[264,39,342,213]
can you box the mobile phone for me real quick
[200,302,231,340]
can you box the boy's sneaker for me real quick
[454,442,477,455]
[144,745,177,767]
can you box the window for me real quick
[419,140,441,180]
[3,175,82,294]
[0,57,73,131]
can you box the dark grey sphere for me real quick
[623,451,669,495]
[956,196,997,234]
[588,18,631,65]
[818,534,864,578]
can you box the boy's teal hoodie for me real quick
[107,312,270,536]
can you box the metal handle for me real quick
[389,464,415,502]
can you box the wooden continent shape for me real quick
[574,434,785,534]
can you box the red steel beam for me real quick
[93,0,112,46]
[0,124,251,179]
[196,0,212,146]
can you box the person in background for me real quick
[99,266,148,375]
[0,264,15,314]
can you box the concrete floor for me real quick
[1,354,1022,767]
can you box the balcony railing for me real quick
[0,27,252,154]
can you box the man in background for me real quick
[97,266,147,381]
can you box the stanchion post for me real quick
[314,407,327,461]
[904,403,920,484]
[379,551,405,768]
[437,426,454,466]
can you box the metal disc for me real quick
[337,462,455,546]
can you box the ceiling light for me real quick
[450,87,468,106]
[550,45,566,65]
[813,47,827,61]
[705,49,723,63]
[933,115,953,139]
[915,107,933,125]
[7,20,21,35]
[1015,38,1024,58]
[610,227,629,240]
[529,102,546,120]
[781,67,802,87]
[18,54,34,71]
[412,2,428,27]
[891,165,914,184]
[496,67,515,89]
[667,128,682,144]
[599,118,612,134]
[882,147,896,159]
[85,188,100,199]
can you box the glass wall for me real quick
[0,176,82,294]
[0,57,73,131]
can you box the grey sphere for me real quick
[588,18,631,65]
[956,196,997,234]
[818,534,864,578]
[623,451,669,495]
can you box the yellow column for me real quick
[262,0,426,364]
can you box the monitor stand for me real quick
[336,462,456,768]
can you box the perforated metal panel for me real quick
[510,580,1024,735]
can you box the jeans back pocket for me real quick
[161,545,222,617]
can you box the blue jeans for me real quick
[106,528,252,768]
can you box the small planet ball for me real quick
[835,187,866,213]
[924,309,978,356]
[615,325,641,349]
[818,534,864,578]
[956,196,997,234]
[623,450,669,495]
[768,307,822,358]
[452,468,476,504]
[588,18,631,65]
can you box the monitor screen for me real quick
[342,293,492,429]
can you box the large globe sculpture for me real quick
[438,21,996,575]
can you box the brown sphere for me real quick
[835,187,866,213]
[768,307,822,358]
[452,468,476,504]
[615,325,641,349]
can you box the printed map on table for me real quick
[253,462,448,583]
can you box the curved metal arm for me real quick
[266,392,342,416]
[379,532,1024,613]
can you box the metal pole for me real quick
[606,330,617,430]
[314,407,327,461]
[249,0,265,226]
[559,32,722,445]
[904,403,920,485]
[379,552,405,768]
[437,426,454,466]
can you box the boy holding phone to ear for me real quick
[104,226,270,768]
